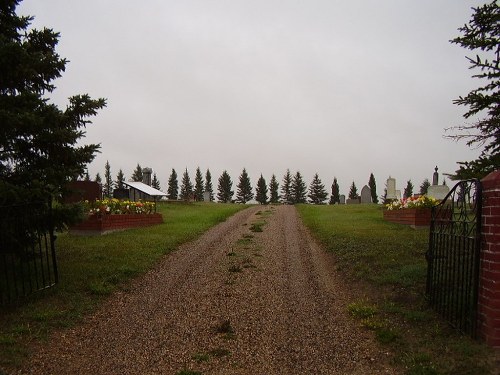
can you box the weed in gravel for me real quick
[228,265,242,273]
[192,353,210,363]
[347,301,377,319]
[175,369,202,375]
[249,221,265,232]
[226,252,237,257]
[375,327,399,344]
[208,348,231,357]
[215,319,234,335]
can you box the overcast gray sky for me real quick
[19,0,485,196]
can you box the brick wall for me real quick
[70,213,163,235]
[478,170,500,348]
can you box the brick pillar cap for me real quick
[482,170,500,188]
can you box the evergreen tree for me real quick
[116,169,125,189]
[420,178,430,195]
[368,173,379,203]
[95,173,102,184]
[269,174,280,204]
[0,1,106,204]
[255,174,268,205]
[308,173,328,204]
[281,169,292,204]
[348,181,359,199]
[103,160,113,198]
[194,167,204,201]
[404,180,414,198]
[236,168,253,203]
[329,177,340,204]
[291,171,307,204]
[217,170,234,203]
[84,170,90,181]
[180,168,193,200]
[448,1,500,179]
[151,173,161,190]
[167,169,178,200]
[131,163,143,182]
[205,169,214,202]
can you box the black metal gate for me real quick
[0,200,58,304]
[426,179,482,337]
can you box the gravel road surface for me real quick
[19,205,396,374]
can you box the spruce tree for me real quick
[269,174,280,204]
[167,169,178,200]
[217,170,233,203]
[368,173,379,203]
[404,180,414,198]
[0,1,106,204]
[308,173,328,204]
[131,163,143,182]
[420,178,430,195]
[116,169,125,188]
[281,169,292,204]
[236,168,253,203]
[103,160,113,198]
[84,171,90,181]
[291,171,307,204]
[95,173,102,184]
[194,167,204,201]
[151,173,161,190]
[348,181,359,199]
[205,169,214,202]
[255,174,268,205]
[180,168,193,200]
[329,177,340,204]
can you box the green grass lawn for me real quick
[297,204,493,375]
[0,202,245,370]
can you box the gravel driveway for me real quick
[19,205,396,374]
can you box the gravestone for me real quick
[346,198,360,205]
[386,177,397,200]
[360,185,372,203]
[339,195,346,204]
[203,192,211,202]
[64,181,101,203]
[113,188,129,200]
[427,166,450,200]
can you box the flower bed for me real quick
[70,199,162,235]
[383,196,439,228]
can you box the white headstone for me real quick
[203,192,211,202]
[386,177,397,200]
[427,185,450,200]
[339,195,346,204]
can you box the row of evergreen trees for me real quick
[87,162,434,205]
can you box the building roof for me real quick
[123,181,167,196]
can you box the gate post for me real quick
[478,170,500,348]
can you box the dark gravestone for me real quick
[113,188,130,200]
[64,181,100,203]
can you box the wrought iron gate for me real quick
[426,179,482,337]
[0,200,58,304]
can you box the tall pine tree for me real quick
[180,168,193,200]
[308,173,328,204]
[103,160,113,198]
[194,167,204,201]
[236,168,253,203]
[404,180,414,198]
[116,169,125,189]
[205,169,214,202]
[368,173,379,203]
[281,169,292,204]
[167,169,178,200]
[151,173,161,190]
[269,174,280,204]
[217,170,233,203]
[348,182,359,199]
[329,177,340,204]
[255,174,268,205]
[131,163,143,182]
[420,178,430,195]
[291,171,307,204]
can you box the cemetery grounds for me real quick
[0,203,495,374]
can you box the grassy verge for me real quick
[297,204,494,375]
[0,202,245,370]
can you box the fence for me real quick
[426,179,482,337]
[0,200,58,304]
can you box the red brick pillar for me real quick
[478,170,500,348]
